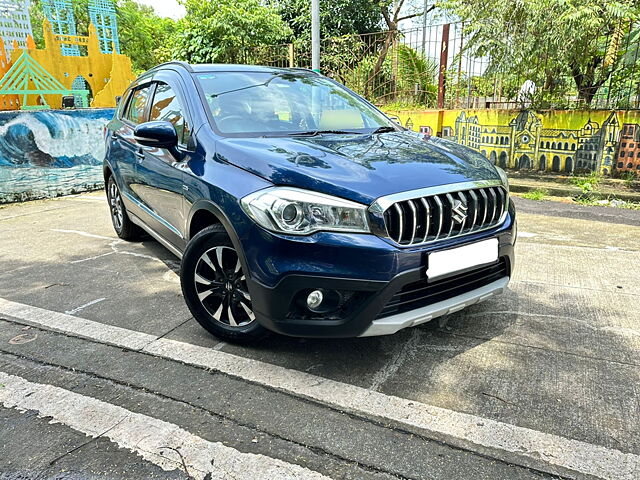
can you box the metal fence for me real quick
[239,21,640,110]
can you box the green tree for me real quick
[341,44,437,106]
[116,0,177,72]
[271,0,383,39]
[366,1,433,97]
[172,0,292,64]
[441,0,640,106]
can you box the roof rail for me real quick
[153,61,194,73]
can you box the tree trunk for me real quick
[571,58,607,106]
[366,27,396,98]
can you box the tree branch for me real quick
[381,7,393,28]
[396,14,420,22]
[394,0,408,21]
[397,7,434,23]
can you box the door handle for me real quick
[134,148,145,162]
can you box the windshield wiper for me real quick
[370,126,398,134]
[288,130,363,137]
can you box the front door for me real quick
[132,81,193,250]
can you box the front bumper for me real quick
[359,277,509,336]
[242,201,516,338]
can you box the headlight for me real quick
[241,187,370,235]
[495,166,509,191]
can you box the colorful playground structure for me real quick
[0,0,134,110]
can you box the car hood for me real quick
[215,131,501,205]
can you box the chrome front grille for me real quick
[372,181,508,246]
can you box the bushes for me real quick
[332,42,438,106]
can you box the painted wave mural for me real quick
[0,108,115,203]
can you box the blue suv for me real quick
[104,62,516,343]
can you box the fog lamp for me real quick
[306,290,324,311]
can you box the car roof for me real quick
[149,61,318,76]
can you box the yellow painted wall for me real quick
[384,108,640,175]
[0,39,18,109]
[1,19,135,110]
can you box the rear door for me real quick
[105,92,135,194]
[132,77,194,250]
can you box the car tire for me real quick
[181,224,268,344]
[106,175,142,240]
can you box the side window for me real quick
[125,86,151,125]
[150,82,191,146]
[116,90,130,119]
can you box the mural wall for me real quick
[0,108,114,203]
[0,0,134,110]
[383,108,640,175]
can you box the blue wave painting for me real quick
[0,109,115,203]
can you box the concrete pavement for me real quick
[0,192,639,479]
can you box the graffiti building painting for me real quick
[384,107,640,176]
[446,110,620,174]
[617,124,640,173]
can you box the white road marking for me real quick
[1,297,639,480]
[51,229,115,240]
[517,231,538,238]
[52,229,181,272]
[70,251,116,264]
[0,372,330,480]
[0,299,156,350]
[64,298,106,315]
[115,249,165,261]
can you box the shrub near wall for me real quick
[0,109,115,203]
[383,108,640,177]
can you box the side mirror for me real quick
[134,121,178,148]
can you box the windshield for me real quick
[195,71,397,136]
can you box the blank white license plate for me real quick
[427,238,499,280]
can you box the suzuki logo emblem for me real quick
[452,199,468,224]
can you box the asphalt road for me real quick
[0,193,639,480]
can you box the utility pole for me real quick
[421,0,428,54]
[437,23,450,109]
[311,0,320,72]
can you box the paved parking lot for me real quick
[0,192,639,480]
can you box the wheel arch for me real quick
[186,200,252,281]
[103,161,117,189]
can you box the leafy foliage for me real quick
[172,0,292,64]
[394,45,438,105]
[441,0,640,107]
[271,0,383,39]
[569,171,603,193]
[116,0,176,72]
[338,43,437,106]
[521,189,549,201]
